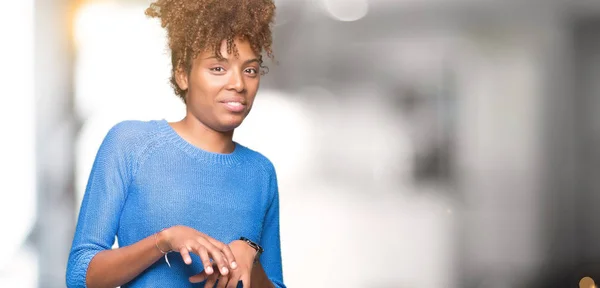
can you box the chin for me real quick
[216,117,245,132]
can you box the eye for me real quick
[245,68,258,75]
[210,67,225,73]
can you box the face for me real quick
[176,38,261,132]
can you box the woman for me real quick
[66,0,284,287]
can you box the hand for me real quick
[157,225,238,276]
[189,240,257,287]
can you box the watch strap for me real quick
[239,237,263,263]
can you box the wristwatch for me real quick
[239,237,264,263]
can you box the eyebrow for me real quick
[203,56,260,65]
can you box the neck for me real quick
[170,115,235,154]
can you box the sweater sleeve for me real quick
[259,166,286,288]
[66,122,138,288]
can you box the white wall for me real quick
[0,0,38,287]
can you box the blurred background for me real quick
[2,0,600,287]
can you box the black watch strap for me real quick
[239,237,263,263]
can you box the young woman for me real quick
[66,0,284,287]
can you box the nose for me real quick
[226,70,245,93]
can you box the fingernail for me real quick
[231,261,238,269]
[222,267,229,274]
[206,266,213,274]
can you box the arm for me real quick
[84,234,166,288]
[86,226,238,288]
[251,262,276,288]
[66,123,152,288]
[66,123,237,288]
[255,168,285,288]
[85,228,234,288]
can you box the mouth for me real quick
[220,101,246,113]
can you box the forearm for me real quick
[86,233,165,288]
[251,262,276,288]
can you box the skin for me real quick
[170,37,261,155]
[85,38,275,288]
[85,229,237,288]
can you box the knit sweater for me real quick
[66,119,285,288]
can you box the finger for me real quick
[189,272,208,283]
[179,247,192,265]
[241,275,251,288]
[207,238,238,269]
[193,244,214,275]
[201,240,229,275]
[205,272,219,288]
[216,273,229,288]
[226,274,241,288]
[194,239,223,271]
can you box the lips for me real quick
[219,97,246,113]
[224,101,243,107]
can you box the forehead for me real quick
[204,38,258,60]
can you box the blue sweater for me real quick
[66,119,285,288]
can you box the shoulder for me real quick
[102,120,161,146]
[98,119,163,160]
[237,144,277,177]
[95,120,165,177]
[238,145,280,203]
[105,120,158,142]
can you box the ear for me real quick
[174,64,189,91]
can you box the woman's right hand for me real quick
[156,225,238,276]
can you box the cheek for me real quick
[246,78,260,96]
[189,78,222,102]
[245,93,257,111]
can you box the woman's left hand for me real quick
[189,240,256,288]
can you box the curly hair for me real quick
[145,0,276,100]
